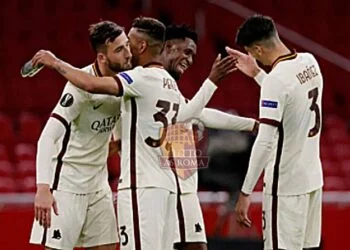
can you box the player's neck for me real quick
[138,54,163,68]
[96,60,117,77]
[268,43,292,66]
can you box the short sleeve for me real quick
[259,76,286,126]
[51,82,89,123]
[113,67,145,97]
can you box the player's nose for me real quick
[186,55,193,66]
[125,48,132,60]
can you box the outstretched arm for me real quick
[32,50,121,96]
[198,108,258,132]
[177,55,236,121]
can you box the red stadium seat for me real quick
[324,114,346,130]
[320,143,336,161]
[18,112,42,143]
[0,177,17,193]
[0,161,14,177]
[323,176,347,191]
[0,144,10,161]
[14,143,36,162]
[16,160,36,178]
[340,160,350,178]
[322,160,342,177]
[18,176,37,192]
[0,113,15,144]
[333,143,350,161]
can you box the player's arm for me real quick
[241,75,286,195]
[35,83,86,228]
[225,47,267,86]
[177,55,236,121]
[241,124,278,195]
[198,108,258,132]
[32,50,121,96]
[235,75,286,228]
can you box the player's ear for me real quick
[139,40,147,54]
[254,44,263,56]
[164,41,175,54]
[97,52,107,63]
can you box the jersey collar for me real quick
[92,61,103,77]
[271,49,297,69]
[143,62,164,69]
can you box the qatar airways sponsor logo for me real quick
[91,116,117,133]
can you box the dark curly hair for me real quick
[236,15,277,47]
[165,24,198,44]
[89,20,124,53]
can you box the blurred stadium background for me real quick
[0,0,349,249]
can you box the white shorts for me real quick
[30,187,118,249]
[174,192,207,245]
[117,188,177,250]
[263,188,322,250]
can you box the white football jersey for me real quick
[50,62,121,194]
[169,95,200,194]
[115,65,216,193]
[260,52,323,196]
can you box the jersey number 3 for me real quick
[145,100,179,147]
[308,87,321,137]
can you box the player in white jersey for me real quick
[30,17,237,250]
[161,25,259,250]
[229,15,323,250]
[29,21,132,250]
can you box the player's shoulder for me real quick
[63,64,94,98]
[81,64,95,74]
[118,66,173,83]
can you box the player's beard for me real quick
[131,55,140,68]
[106,58,131,73]
[166,60,181,81]
[167,68,180,81]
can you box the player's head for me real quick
[89,20,132,72]
[163,24,198,81]
[128,17,166,66]
[236,15,280,65]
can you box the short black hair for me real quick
[89,21,124,53]
[165,24,198,44]
[132,16,166,43]
[236,15,277,47]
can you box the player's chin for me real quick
[123,63,133,70]
[176,66,185,75]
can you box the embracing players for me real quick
[30,17,236,250]
[30,21,131,250]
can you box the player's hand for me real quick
[225,47,261,78]
[235,192,252,228]
[34,184,59,229]
[208,54,237,84]
[32,50,59,69]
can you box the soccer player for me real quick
[29,21,132,250]
[230,15,323,250]
[31,17,236,250]
[162,25,259,250]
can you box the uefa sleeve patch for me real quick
[60,93,74,107]
[119,72,133,84]
[261,100,278,108]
